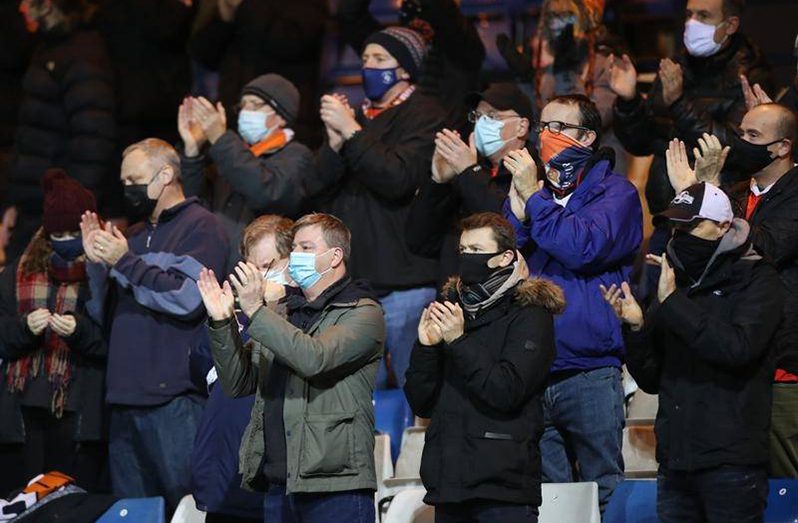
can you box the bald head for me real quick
[741,104,797,152]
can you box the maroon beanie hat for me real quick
[41,168,97,235]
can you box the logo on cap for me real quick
[672,191,695,205]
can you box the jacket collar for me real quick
[285,276,377,312]
[157,197,200,224]
[441,275,566,329]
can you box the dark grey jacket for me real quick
[182,130,314,269]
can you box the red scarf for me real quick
[6,232,86,416]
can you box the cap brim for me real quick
[653,208,702,227]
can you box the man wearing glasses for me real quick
[504,94,643,511]
[177,74,315,272]
[406,83,533,284]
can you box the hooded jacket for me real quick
[505,150,643,372]
[405,275,563,506]
[625,219,784,471]
[613,33,772,215]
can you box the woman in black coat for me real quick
[0,169,108,496]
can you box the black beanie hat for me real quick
[363,27,428,81]
[240,74,300,126]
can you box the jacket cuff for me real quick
[615,93,643,114]
[208,316,234,330]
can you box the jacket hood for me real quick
[441,276,566,315]
[667,218,757,288]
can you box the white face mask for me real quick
[683,19,726,58]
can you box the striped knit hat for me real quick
[364,27,428,80]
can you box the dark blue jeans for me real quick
[377,286,436,389]
[435,500,539,523]
[540,367,625,510]
[657,465,769,523]
[109,394,205,512]
[264,485,374,523]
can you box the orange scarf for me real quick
[249,129,292,158]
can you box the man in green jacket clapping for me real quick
[197,212,385,523]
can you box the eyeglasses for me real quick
[467,110,521,124]
[235,101,276,115]
[532,120,591,135]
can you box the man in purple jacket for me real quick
[504,94,643,510]
[81,138,229,513]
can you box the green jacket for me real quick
[208,284,385,494]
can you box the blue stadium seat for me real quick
[96,497,166,523]
[603,480,658,523]
[766,479,798,522]
[374,389,415,462]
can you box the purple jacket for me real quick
[505,156,642,372]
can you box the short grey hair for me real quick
[122,138,181,181]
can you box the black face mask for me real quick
[669,229,722,281]
[123,184,158,223]
[732,134,783,174]
[458,252,501,285]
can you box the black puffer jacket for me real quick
[188,0,327,147]
[182,131,315,270]
[337,0,485,130]
[309,91,445,293]
[10,29,116,216]
[728,167,798,375]
[404,277,563,506]
[613,33,771,215]
[626,220,783,472]
[96,0,195,147]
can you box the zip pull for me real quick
[146,232,152,249]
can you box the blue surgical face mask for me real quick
[474,115,506,157]
[50,237,84,261]
[238,110,270,145]
[288,249,334,290]
[362,67,400,101]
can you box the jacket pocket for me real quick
[463,428,533,489]
[299,412,357,478]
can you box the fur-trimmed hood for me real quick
[442,276,566,315]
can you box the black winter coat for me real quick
[96,0,195,147]
[309,92,445,293]
[406,163,511,285]
[613,33,771,215]
[404,277,563,506]
[188,0,327,147]
[729,167,798,374]
[10,29,116,216]
[625,220,783,472]
[0,257,108,444]
[182,131,315,271]
[338,0,484,130]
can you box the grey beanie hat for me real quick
[241,73,300,125]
